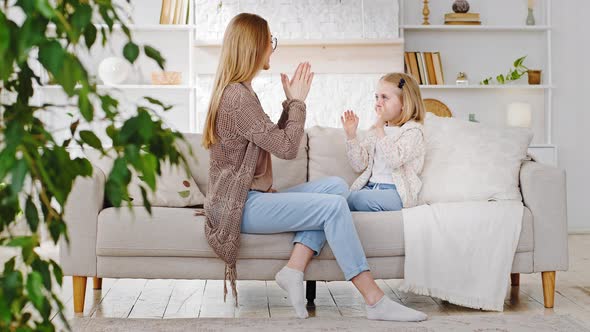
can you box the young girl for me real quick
[202,14,426,322]
[341,73,426,212]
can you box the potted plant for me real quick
[0,2,190,330]
[480,56,542,85]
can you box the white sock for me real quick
[366,295,428,322]
[275,266,308,319]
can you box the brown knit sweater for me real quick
[204,82,306,304]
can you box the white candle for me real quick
[506,102,532,128]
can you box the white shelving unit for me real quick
[36,0,196,136]
[399,0,556,165]
[36,0,406,141]
[33,0,556,165]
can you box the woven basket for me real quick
[424,98,452,118]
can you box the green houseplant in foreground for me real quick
[0,1,190,330]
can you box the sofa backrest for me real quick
[181,133,309,194]
[307,126,361,186]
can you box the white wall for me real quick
[552,0,590,232]
[195,0,400,131]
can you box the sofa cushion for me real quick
[86,139,205,207]
[182,133,309,193]
[96,206,533,259]
[307,126,361,186]
[420,113,533,204]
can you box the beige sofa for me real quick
[60,128,569,314]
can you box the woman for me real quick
[202,13,427,322]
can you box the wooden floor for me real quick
[46,235,590,328]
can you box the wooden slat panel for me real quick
[195,39,404,75]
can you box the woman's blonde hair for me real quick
[381,72,426,126]
[202,13,271,149]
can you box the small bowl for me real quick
[151,71,182,85]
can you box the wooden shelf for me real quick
[419,84,552,89]
[194,38,404,47]
[195,38,405,74]
[47,23,194,32]
[38,84,192,90]
[402,25,551,32]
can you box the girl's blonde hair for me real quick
[202,13,270,149]
[381,72,426,126]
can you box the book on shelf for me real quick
[417,52,428,85]
[424,52,437,85]
[404,51,445,85]
[160,0,190,25]
[445,21,482,25]
[432,52,445,85]
[444,12,481,25]
[445,13,480,20]
[407,52,421,84]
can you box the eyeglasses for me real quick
[271,35,278,51]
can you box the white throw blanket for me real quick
[399,201,523,311]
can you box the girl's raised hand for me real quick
[340,110,359,140]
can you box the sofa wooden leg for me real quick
[542,271,555,308]
[73,276,87,313]
[306,281,316,307]
[93,277,102,290]
[510,273,520,286]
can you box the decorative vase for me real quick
[527,70,542,84]
[98,57,130,85]
[452,0,470,13]
[526,8,536,25]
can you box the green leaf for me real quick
[124,144,141,168]
[144,45,165,69]
[4,257,16,273]
[34,0,55,19]
[26,272,44,310]
[50,259,64,287]
[178,190,190,198]
[25,196,40,232]
[38,40,64,80]
[79,130,103,150]
[496,74,505,84]
[137,110,154,141]
[0,11,11,57]
[514,55,527,68]
[144,96,173,111]
[31,259,51,290]
[78,90,94,121]
[123,42,140,64]
[10,159,28,196]
[71,4,92,31]
[120,117,139,144]
[140,153,157,190]
[140,186,151,214]
[84,23,98,49]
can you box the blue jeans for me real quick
[241,176,370,281]
[347,182,403,211]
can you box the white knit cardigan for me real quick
[345,120,425,208]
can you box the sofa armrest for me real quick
[520,161,568,272]
[59,166,106,277]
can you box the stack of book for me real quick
[160,0,190,25]
[404,52,445,85]
[444,13,481,25]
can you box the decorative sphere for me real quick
[98,57,130,85]
[452,0,470,13]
